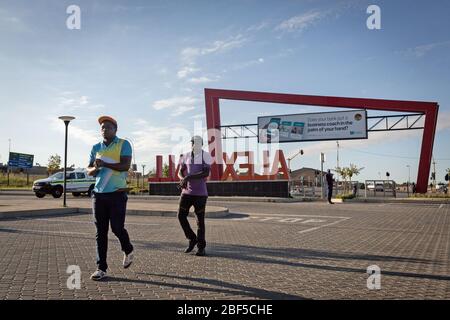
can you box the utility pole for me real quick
[320,153,325,199]
[7,138,11,186]
[287,149,304,196]
[432,158,436,192]
[125,137,138,189]
[406,165,411,197]
[142,164,146,194]
[336,141,340,194]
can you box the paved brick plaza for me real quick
[0,199,449,300]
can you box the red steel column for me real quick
[416,106,439,193]
[205,89,223,180]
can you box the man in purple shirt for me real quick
[177,136,213,256]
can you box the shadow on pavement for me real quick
[134,241,450,282]
[106,274,307,300]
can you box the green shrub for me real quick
[335,193,355,200]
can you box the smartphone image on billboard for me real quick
[279,121,292,139]
[290,122,305,140]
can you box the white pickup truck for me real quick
[32,169,96,198]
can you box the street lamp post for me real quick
[7,138,11,186]
[336,141,340,194]
[58,116,75,207]
[320,153,325,199]
[287,149,304,196]
[142,164,146,194]
[124,137,138,189]
[406,165,411,197]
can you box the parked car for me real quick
[32,169,95,198]
[367,182,384,192]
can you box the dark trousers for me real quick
[177,194,208,249]
[92,192,133,272]
[327,187,333,202]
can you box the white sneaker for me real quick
[123,251,134,269]
[90,269,107,281]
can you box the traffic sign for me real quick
[8,152,34,169]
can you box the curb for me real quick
[77,207,229,218]
[0,208,80,220]
[0,207,230,220]
[336,198,450,205]
[130,195,317,203]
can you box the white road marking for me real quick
[228,214,350,230]
[298,217,351,234]
[278,218,305,223]
[234,212,351,219]
[301,219,326,224]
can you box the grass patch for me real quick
[335,193,356,200]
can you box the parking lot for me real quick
[0,195,449,299]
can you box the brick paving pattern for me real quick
[0,200,449,299]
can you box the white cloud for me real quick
[190,114,205,120]
[177,65,199,79]
[275,10,325,33]
[50,118,98,146]
[132,126,174,153]
[152,96,199,110]
[181,34,247,64]
[187,76,217,84]
[437,111,450,131]
[404,41,450,58]
[171,106,196,117]
[80,96,89,105]
[0,8,29,32]
[177,34,248,86]
[131,123,193,166]
[233,57,265,70]
[246,21,270,32]
[57,93,104,112]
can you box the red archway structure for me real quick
[205,88,439,194]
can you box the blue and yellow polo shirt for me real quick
[89,136,132,193]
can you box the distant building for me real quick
[3,165,49,175]
[27,166,49,175]
[289,167,327,186]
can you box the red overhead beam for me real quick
[205,88,439,193]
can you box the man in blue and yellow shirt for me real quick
[87,116,134,281]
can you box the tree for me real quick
[335,164,364,193]
[335,166,348,192]
[446,168,450,190]
[347,163,364,187]
[47,154,61,175]
[162,163,170,177]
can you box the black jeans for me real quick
[327,187,333,202]
[177,194,208,249]
[92,192,133,272]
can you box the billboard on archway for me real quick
[258,109,368,143]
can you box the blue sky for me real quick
[0,0,449,183]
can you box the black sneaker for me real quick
[184,239,198,253]
[195,248,206,256]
